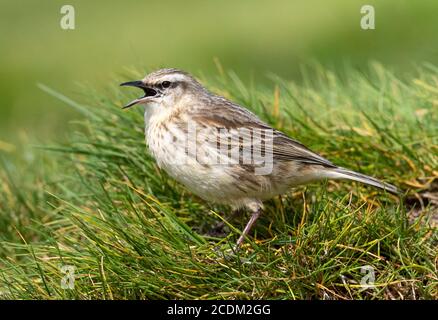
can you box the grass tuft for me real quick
[0,63,437,299]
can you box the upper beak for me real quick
[120,80,145,89]
[120,80,157,109]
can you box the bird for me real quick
[120,68,398,247]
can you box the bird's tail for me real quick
[323,167,399,195]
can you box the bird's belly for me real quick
[155,154,238,204]
[147,143,288,205]
[145,124,322,206]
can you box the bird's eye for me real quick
[162,81,171,88]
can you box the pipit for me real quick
[121,68,398,247]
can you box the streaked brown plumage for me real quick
[121,68,398,247]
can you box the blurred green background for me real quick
[0,0,437,147]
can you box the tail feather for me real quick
[324,167,399,195]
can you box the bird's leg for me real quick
[236,208,262,247]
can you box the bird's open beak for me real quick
[120,80,157,109]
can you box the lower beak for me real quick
[120,80,157,109]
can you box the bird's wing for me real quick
[189,97,335,168]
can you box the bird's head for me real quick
[120,68,205,109]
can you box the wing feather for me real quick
[188,98,335,168]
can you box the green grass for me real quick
[0,63,437,299]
